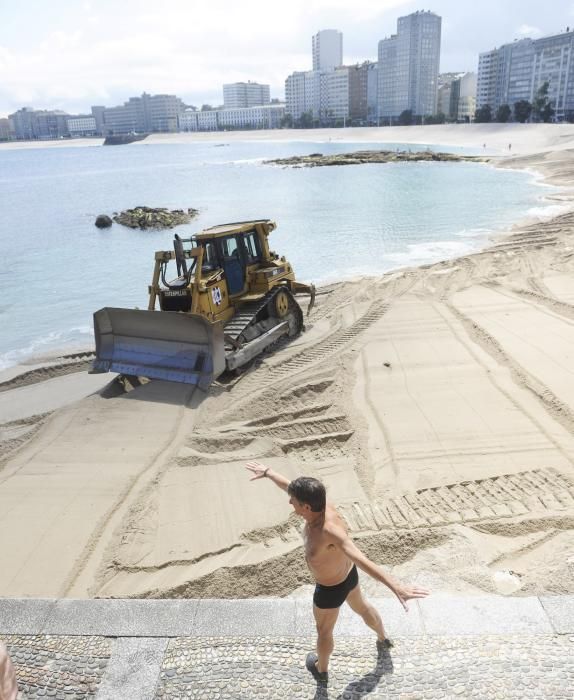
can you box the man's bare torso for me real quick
[303,503,352,586]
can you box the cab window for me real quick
[243,232,261,263]
[221,236,240,258]
[202,241,218,271]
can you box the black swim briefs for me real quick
[313,565,359,609]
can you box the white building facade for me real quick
[378,10,442,119]
[312,30,343,71]
[285,68,354,124]
[476,29,574,120]
[454,72,477,121]
[285,30,375,125]
[223,82,270,109]
[67,116,98,137]
[100,93,184,134]
[179,104,285,132]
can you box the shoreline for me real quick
[1,122,574,155]
[1,133,572,379]
[1,127,574,600]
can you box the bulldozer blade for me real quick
[92,307,226,390]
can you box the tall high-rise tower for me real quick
[312,29,343,71]
[378,10,441,118]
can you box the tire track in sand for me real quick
[445,300,574,440]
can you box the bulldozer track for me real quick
[217,271,422,398]
[507,287,574,323]
[337,468,574,531]
[489,234,558,253]
[224,289,281,342]
[232,413,351,440]
[188,413,353,456]
[227,301,391,398]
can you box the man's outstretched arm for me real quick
[245,461,290,492]
[329,524,430,611]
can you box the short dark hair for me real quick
[287,476,326,512]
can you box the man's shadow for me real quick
[312,644,394,700]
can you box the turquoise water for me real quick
[0,139,556,369]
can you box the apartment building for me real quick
[477,28,574,119]
[477,50,498,109]
[0,118,14,140]
[437,72,476,120]
[9,107,70,139]
[67,116,98,137]
[223,82,270,109]
[378,10,442,119]
[101,93,185,135]
[312,30,343,71]
[451,73,477,121]
[179,104,285,131]
[286,30,372,125]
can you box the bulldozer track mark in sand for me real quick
[188,433,260,454]
[217,469,574,555]
[226,301,392,400]
[240,515,302,545]
[0,413,52,469]
[215,271,422,403]
[185,422,354,463]
[278,430,354,458]
[240,414,351,440]
[506,286,574,323]
[338,468,574,532]
[431,301,574,467]
[0,354,95,393]
[490,235,558,253]
[242,401,332,427]
[446,301,574,440]
[62,384,200,597]
[526,274,553,298]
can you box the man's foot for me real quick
[305,652,328,683]
[376,638,394,652]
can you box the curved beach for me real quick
[1,123,574,600]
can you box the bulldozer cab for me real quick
[199,226,263,296]
[168,225,264,301]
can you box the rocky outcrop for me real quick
[111,207,199,230]
[95,214,113,228]
[266,150,487,168]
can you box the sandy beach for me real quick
[1,123,574,600]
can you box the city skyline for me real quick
[1,0,573,117]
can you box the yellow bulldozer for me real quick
[91,219,315,389]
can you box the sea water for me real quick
[0,139,559,369]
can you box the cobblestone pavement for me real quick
[4,635,111,699]
[155,635,574,699]
[2,595,574,699]
[5,633,574,699]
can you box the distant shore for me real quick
[2,122,574,156]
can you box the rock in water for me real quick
[95,214,113,228]
[112,206,199,230]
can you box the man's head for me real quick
[287,476,326,514]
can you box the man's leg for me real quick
[312,604,340,673]
[346,585,387,641]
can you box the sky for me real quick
[1,0,573,117]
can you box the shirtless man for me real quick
[245,462,430,684]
